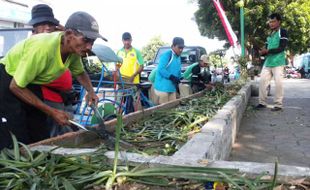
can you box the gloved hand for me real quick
[169,75,180,85]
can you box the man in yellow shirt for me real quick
[117,32,144,84]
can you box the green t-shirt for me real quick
[0,32,84,88]
[182,62,199,81]
[264,29,287,67]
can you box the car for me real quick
[140,46,207,82]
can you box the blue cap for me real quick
[122,32,132,40]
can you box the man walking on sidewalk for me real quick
[256,13,288,111]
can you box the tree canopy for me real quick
[195,0,310,54]
[141,36,167,63]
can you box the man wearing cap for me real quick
[154,37,184,104]
[191,55,212,93]
[117,32,144,84]
[0,11,106,149]
[29,4,77,137]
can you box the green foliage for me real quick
[237,56,248,79]
[195,0,310,54]
[209,54,227,67]
[283,0,310,54]
[141,35,167,63]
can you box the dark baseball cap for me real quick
[28,4,59,26]
[65,11,107,41]
[122,32,132,40]
[172,37,185,48]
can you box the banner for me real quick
[212,0,239,48]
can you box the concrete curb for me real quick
[104,150,310,180]
[173,82,251,161]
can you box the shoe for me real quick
[255,104,266,109]
[271,107,282,111]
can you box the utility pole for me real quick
[240,0,245,57]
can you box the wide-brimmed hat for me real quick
[28,4,59,26]
[65,11,108,41]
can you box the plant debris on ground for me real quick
[0,113,309,189]
[122,82,243,155]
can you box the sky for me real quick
[50,0,225,52]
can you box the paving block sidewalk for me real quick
[229,79,310,168]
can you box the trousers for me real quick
[0,64,49,150]
[259,66,284,107]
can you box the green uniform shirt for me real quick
[0,32,84,88]
[264,29,287,67]
[182,62,199,81]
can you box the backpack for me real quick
[148,51,173,83]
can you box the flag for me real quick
[212,0,239,47]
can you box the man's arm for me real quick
[9,79,71,126]
[158,51,173,79]
[191,65,201,84]
[75,71,98,105]
[260,29,288,55]
[192,65,200,75]
[130,65,144,81]
[129,49,145,82]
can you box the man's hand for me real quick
[259,48,268,55]
[50,108,72,126]
[129,75,135,83]
[85,91,99,106]
[205,83,214,90]
[169,75,180,85]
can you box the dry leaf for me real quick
[197,159,209,165]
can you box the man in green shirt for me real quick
[256,13,288,111]
[0,11,107,149]
[183,54,212,93]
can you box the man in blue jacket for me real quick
[154,37,184,104]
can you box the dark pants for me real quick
[0,64,49,150]
[45,100,76,137]
[191,83,206,93]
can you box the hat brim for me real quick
[81,30,108,42]
[28,17,59,26]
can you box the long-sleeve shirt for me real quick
[154,49,181,92]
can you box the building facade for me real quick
[0,0,51,28]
